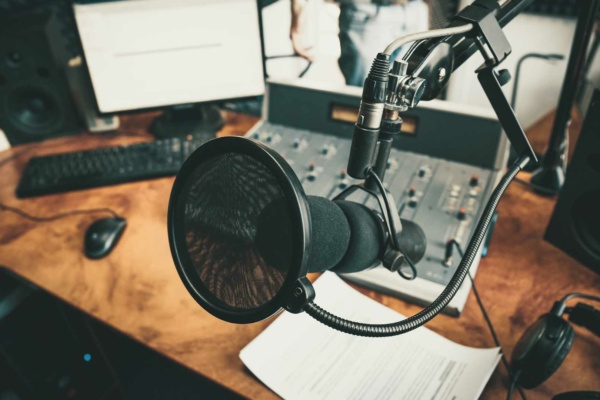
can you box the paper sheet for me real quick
[240,273,501,400]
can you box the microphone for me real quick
[255,196,426,274]
[347,53,390,179]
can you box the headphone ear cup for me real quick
[511,314,575,389]
[544,323,574,381]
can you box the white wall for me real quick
[446,1,578,129]
[261,0,345,85]
[262,1,598,130]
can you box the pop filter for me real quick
[168,136,312,324]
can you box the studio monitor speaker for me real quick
[0,11,82,145]
[545,86,600,273]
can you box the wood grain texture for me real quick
[0,109,598,399]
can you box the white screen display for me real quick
[74,0,265,113]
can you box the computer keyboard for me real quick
[16,135,212,198]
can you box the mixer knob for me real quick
[292,138,307,150]
[252,132,260,140]
[408,186,416,197]
[321,144,336,156]
[340,169,347,179]
[306,172,318,182]
[457,207,467,220]
[418,166,429,178]
[469,174,479,187]
[408,199,418,208]
[308,162,316,172]
[338,180,349,189]
[265,134,273,143]
[386,159,398,170]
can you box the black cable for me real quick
[0,149,29,169]
[366,168,417,280]
[265,55,313,78]
[0,203,120,222]
[559,292,600,305]
[552,292,600,316]
[513,176,531,188]
[451,240,527,400]
[507,377,516,400]
[305,155,530,337]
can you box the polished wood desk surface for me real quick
[0,110,599,399]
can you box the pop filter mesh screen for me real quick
[180,152,293,311]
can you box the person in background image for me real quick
[290,0,429,86]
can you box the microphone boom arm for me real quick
[387,0,537,163]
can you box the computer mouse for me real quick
[84,217,127,259]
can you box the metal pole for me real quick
[530,0,600,195]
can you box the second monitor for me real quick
[74,0,265,137]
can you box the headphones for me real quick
[510,293,600,392]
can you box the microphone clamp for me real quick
[386,60,426,111]
[284,277,316,314]
[333,169,418,280]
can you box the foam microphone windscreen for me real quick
[331,200,387,274]
[256,196,351,273]
[257,197,426,275]
[256,197,387,274]
[328,201,427,273]
[395,219,427,264]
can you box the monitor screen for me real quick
[74,0,265,114]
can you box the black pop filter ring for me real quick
[168,136,311,324]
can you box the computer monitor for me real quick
[73,0,265,137]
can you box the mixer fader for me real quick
[249,80,508,315]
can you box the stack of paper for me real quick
[240,273,500,400]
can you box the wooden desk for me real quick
[0,110,599,399]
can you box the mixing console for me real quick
[250,123,492,281]
[250,80,507,315]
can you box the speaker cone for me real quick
[7,85,62,134]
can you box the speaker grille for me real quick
[0,10,82,144]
